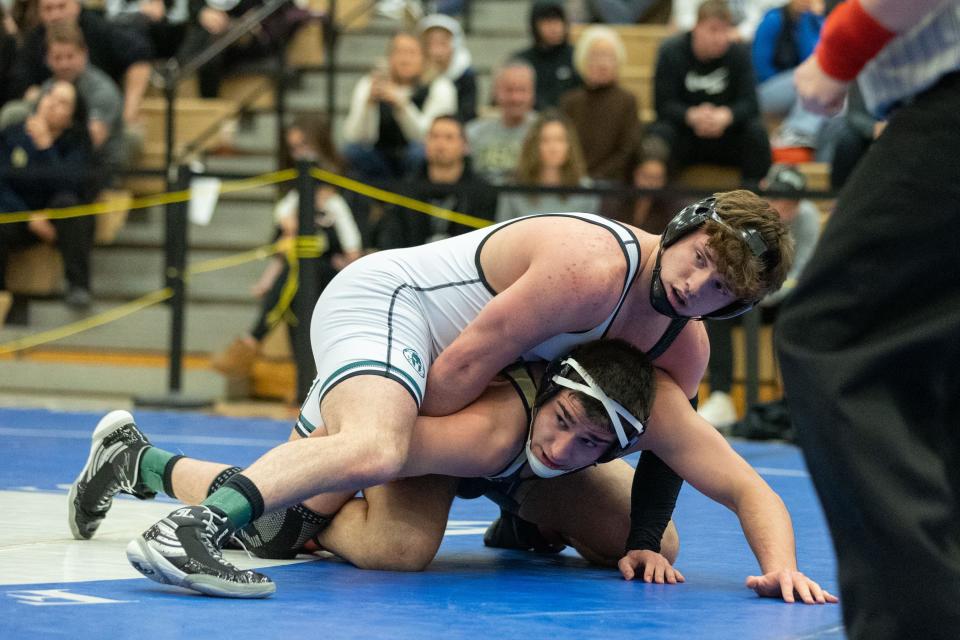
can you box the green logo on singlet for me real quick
[403,348,426,378]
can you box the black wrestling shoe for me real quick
[68,410,156,540]
[126,505,276,598]
[483,510,565,554]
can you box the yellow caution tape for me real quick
[310,167,492,230]
[0,169,298,225]
[0,288,174,356]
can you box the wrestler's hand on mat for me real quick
[618,550,685,584]
[745,571,838,604]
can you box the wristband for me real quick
[816,0,896,81]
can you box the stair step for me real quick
[90,247,271,302]
[1,300,258,353]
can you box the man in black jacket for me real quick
[376,115,497,249]
[644,0,771,186]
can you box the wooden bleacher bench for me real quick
[6,244,64,297]
[251,325,297,403]
[570,23,675,69]
[127,96,236,193]
[676,164,742,191]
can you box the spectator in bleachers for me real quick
[42,22,126,187]
[495,110,600,221]
[627,131,676,229]
[698,163,817,429]
[212,113,362,383]
[580,0,673,24]
[10,0,151,129]
[643,0,771,187]
[0,80,96,309]
[752,0,825,153]
[106,0,189,59]
[672,0,784,41]
[176,0,297,99]
[343,31,456,181]
[513,0,581,110]
[465,59,537,184]
[0,4,16,108]
[376,115,496,248]
[560,25,637,184]
[417,13,476,123]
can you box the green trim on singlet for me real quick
[319,359,423,404]
[298,413,317,433]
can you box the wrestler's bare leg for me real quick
[316,475,459,571]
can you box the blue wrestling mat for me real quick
[0,408,844,639]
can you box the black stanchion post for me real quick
[166,163,191,393]
[162,59,178,191]
[290,160,320,404]
[135,163,212,409]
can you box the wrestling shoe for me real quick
[126,505,276,598]
[68,410,156,540]
[483,510,565,554]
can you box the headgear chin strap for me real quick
[649,247,684,320]
[525,429,568,479]
[650,196,781,320]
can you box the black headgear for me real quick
[534,356,646,465]
[650,197,780,320]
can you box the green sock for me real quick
[202,487,253,530]
[139,447,176,496]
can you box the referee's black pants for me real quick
[777,72,960,640]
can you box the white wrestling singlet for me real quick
[296,212,642,437]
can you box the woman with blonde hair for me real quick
[495,110,600,221]
[560,25,639,185]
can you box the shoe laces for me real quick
[229,534,256,561]
[199,509,240,570]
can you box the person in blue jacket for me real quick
[752,0,826,150]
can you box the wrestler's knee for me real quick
[353,524,441,572]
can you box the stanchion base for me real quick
[134,392,214,410]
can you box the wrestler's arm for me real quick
[420,245,624,418]
[640,371,837,604]
[398,379,528,479]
